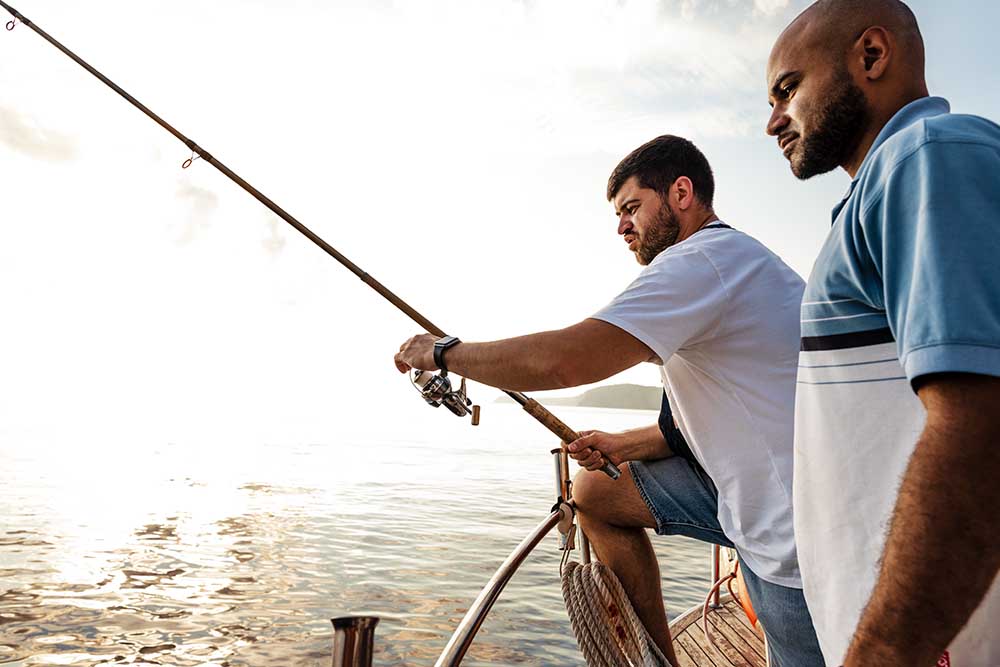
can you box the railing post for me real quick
[331,616,379,667]
[710,545,722,609]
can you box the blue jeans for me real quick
[629,457,824,667]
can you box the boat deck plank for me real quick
[675,624,720,667]
[699,620,758,667]
[669,596,767,667]
[672,642,704,667]
[706,606,764,664]
[716,605,766,658]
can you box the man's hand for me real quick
[568,430,624,471]
[568,424,672,471]
[394,334,439,373]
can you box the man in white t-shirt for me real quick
[394,135,821,666]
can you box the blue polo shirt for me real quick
[793,97,1000,665]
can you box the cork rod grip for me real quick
[522,400,622,480]
[522,399,579,443]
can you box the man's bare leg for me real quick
[573,465,678,666]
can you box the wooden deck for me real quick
[668,595,767,667]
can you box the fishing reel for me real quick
[411,369,480,425]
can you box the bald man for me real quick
[766,2,1000,666]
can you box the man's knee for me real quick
[572,469,607,514]
[573,466,631,521]
[573,465,656,530]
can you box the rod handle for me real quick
[599,460,621,480]
[522,399,621,480]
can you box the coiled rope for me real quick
[561,560,673,667]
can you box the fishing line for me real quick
[0,1,620,480]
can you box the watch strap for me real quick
[433,336,461,374]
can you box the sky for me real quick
[1,0,998,446]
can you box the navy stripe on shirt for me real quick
[800,327,895,352]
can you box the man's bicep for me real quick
[555,319,655,385]
[580,318,656,366]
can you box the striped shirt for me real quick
[794,97,1000,666]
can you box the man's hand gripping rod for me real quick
[412,367,620,480]
[0,0,621,481]
[410,357,620,479]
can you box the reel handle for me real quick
[521,399,621,480]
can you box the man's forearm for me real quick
[444,331,580,391]
[394,320,653,391]
[617,424,673,461]
[844,380,1000,666]
[436,320,652,392]
[567,423,671,470]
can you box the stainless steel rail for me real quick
[331,616,379,667]
[711,544,722,608]
[434,509,565,667]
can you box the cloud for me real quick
[0,106,77,162]
[673,0,794,22]
[754,0,793,17]
[462,0,796,147]
[431,0,794,143]
[174,183,218,244]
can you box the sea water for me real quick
[0,403,711,666]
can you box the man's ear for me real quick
[672,176,695,211]
[857,26,892,80]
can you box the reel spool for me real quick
[411,369,481,425]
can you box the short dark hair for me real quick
[607,135,715,208]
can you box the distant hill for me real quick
[496,383,661,410]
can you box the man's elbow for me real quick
[548,357,604,389]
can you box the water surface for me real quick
[1,405,711,666]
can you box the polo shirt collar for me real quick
[832,96,951,222]
[855,96,951,180]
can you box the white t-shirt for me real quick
[593,224,805,587]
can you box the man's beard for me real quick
[636,202,680,265]
[792,71,870,180]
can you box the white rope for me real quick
[561,560,674,667]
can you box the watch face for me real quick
[436,336,459,349]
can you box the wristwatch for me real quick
[433,335,462,375]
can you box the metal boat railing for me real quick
[434,509,565,667]
[330,445,581,667]
[329,510,566,667]
[329,456,734,667]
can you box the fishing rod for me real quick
[1,1,621,481]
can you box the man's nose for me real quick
[618,216,633,235]
[766,105,789,137]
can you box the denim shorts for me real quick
[629,457,824,667]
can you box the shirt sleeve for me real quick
[863,139,1000,383]
[591,248,728,366]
